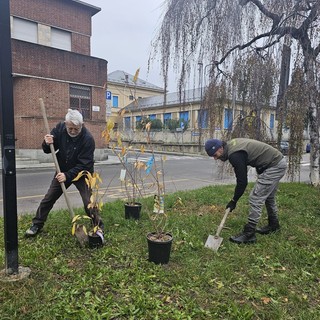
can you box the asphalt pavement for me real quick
[13,152,310,170]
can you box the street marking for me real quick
[0,178,189,202]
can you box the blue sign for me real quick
[106,91,112,100]
[180,122,184,129]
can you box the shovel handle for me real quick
[215,208,231,237]
[39,98,75,218]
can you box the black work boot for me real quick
[230,223,257,244]
[256,217,280,235]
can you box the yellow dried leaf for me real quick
[261,297,271,305]
[91,177,97,189]
[72,170,87,182]
[71,223,76,235]
[93,172,102,183]
[135,161,146,170]
[146,122,152,131]
[102,131,111,144]
[133,68,140,83]
[72,215,81,223]
[107,119,115,131]
[140,145,145,153]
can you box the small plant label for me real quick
[153,194,164,214]
[120,169,126,181]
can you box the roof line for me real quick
[70,0,101,14]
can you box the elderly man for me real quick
[205,138,287,244]
[25,109,102,236]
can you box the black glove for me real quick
[226,199,237,212]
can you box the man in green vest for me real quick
[205,138,287,244]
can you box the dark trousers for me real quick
[32,176,91,228]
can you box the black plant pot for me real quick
[125,202,142,220]
[147,232,173,264]
[88,233,104,249]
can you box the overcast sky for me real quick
[85,0,174,91]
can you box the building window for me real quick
[124,117,131,130]
[163,113,171,128]
[270,113,275,129]
[113,96,119,107]
[51,27,71,51]
[224,108,233,130]
[69,84,91,120]
[149,114,156,120]
[129,95,134,100]
[136,116,142,129]
[179,111,189,122]
[198,109,208,129]
[179,111,189,129]
[12,17,37,43]
[12,17,71,51]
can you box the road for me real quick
[0,153,311,217]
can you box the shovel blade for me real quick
[204,234,223,251]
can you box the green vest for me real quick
[226,138,283,169]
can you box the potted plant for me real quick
[144,122,173,264]
[103,119,145,220]
[103,118,174,263]
[72,171,105,248]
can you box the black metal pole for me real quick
[0,0,19,274]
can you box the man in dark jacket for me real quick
[25,109,102,236]
[205,138,287,244]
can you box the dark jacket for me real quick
[221,138,283,202]
[42,122,95,182]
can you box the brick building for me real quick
[9,0,108,159]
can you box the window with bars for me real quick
[224,108,233,130]
[163,112,172,128]
[69,84,91,120]
[198,109,208,129]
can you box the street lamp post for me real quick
[0,0,19,275]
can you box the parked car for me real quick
[306,143,310,153]
[280,141,289,155]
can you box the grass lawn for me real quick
[0,182,319,319]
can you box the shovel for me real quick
[39,98,88,246]
[205,208,231,251]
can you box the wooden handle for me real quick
[215,208,231,237]
[39,98,75,218]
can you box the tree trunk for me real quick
[304,57,320,186]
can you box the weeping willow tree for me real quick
[231,53,278,141]
[202,78,228,138]
[154,0,320,185]
[285,67,309,181]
